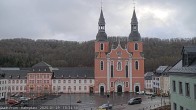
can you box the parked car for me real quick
[151,94,156,98]
[20,101,28,107]
[145,91,154,95]
[128,97,142,105]
[136,91,145,95]
[19,97,30,101]
[7,99,19,105]
[40,97,47,100]
[98,103,113,109]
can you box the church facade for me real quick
[94,9,145,93]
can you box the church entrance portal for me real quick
[117,85,122,93]
[135,86,139,92]
[100,86,104,94]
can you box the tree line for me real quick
[0,37,196,72]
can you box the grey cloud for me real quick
[0,0,195,41]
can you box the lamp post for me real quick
[68,87,71,110]
[160,89,163,107]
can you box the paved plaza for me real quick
[0,93,170,110]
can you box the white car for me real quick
[19,97,30,101]
[98,103,112,109]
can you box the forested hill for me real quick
[0,37,196,72]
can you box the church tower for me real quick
[94,8,109,93]
[127,9,145,92]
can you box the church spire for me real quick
[128,8,141,41]
[96,7,107,41]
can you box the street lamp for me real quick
[68,87,71,110]
[113,89,114,106]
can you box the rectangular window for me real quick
[58,80,61,83]
[173,81,176,92]
[74,80,76,83]
[79,80,81,83]
[53,80,56,83]
[180,106,184,110]
[185,83,190,97]
[64,80,66,83]
[68,80,71,83]
[194,84,196,99]
[111,82,113,87]
[84,80,86,83]
[173,103,177,110]
[179,82,183,94]
[126,82,129,87]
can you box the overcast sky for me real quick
[0,0,195,41]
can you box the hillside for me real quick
[0,37,196,72]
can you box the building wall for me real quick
[163,76,170,95]
[145,80,153,90]
[0,79,7,99]
[52,79,94,93]
[152,76,160,94]
[94,41,145,93]
[170,75,196,110]
[26,73,52,95]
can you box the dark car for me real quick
[151,94,156,98]
[20,101,28,107]
[128,97,142,105]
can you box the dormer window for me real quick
[33,69,35,71]
[39,69,40,71]
[44,69,47,71]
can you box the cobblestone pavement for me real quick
[0,93,170,110]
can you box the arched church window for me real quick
[125,61,128,78]
[134,43,138,50]
[117,61,122,71]
[135,61,139,70]
[100,61,104,70]
[111,61,114,77]
[100,43,104,50]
